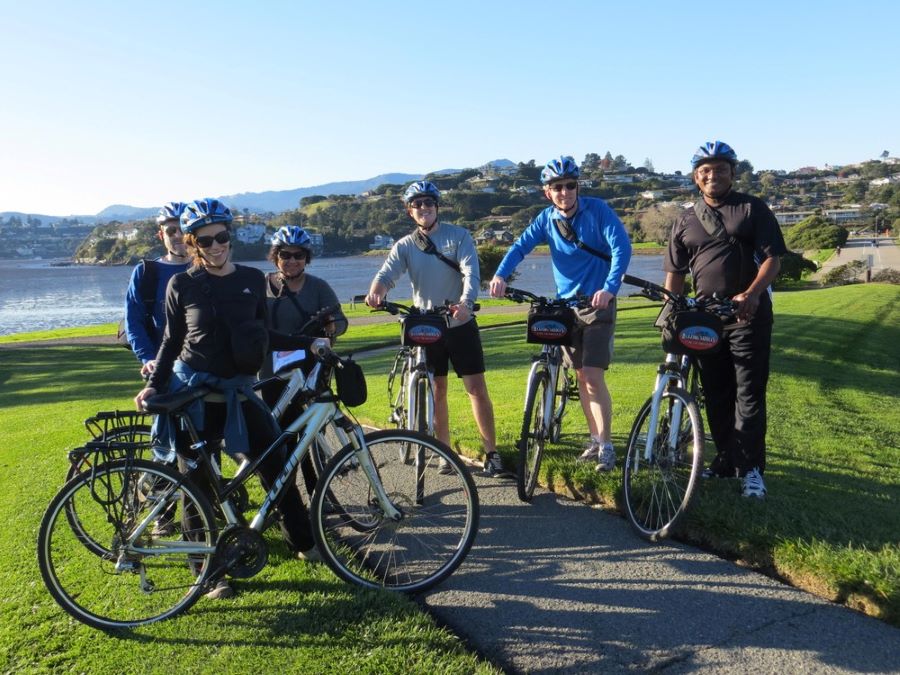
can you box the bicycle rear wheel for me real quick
[38,459,217,630]
[311,429,479,593]
[518,369,549,502]
[622,388,703,541]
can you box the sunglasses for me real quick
[549,181,578,192]
[163,225,181,236]
[194,230,231,248]
[277,250,307,261]
[409,198,437,209]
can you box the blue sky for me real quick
[2,0,897,216]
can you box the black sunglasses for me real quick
[277,250,307,261]
[409,198,437,209]
[163,224,181,236]
[549,181,578,192]
[195,230,231,248]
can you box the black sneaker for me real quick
[483,453,513,478]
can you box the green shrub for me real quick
[822,260,866,285]
[871,267,900,284]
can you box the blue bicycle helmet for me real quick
[180,198,233,234]
[541,156,580,184]
[691,141,738,169]
[156,201,187,224]
[271,225,311,248]
[403,181,441,205]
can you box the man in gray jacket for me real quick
[366,181,507,477]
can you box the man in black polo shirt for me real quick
[664,141,787,498]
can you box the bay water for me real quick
[0,254,666,336]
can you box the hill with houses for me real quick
[2,154,897,263]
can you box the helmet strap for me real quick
[198,249,228,270]
[279,269,304,282]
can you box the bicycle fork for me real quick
[641,363,687,470]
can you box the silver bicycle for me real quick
[620,274,734,541]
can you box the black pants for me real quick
[696,318,772,477]
[178,399,315,553]
[256,378,319,496]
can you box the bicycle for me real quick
[502,287,585,502]
[618,273,735,541]
[366,298,478,460]
[37,348,479,630]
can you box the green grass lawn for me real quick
[0,345,498,674]
[2,284,898,672]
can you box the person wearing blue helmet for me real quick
[134,198,330,599]
[123,201,191,376]
[665,142,787,498]
[259,223,348,495]
[491,156,632,473]
[366,180,509,478]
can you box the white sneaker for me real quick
[577,442,600,463]
[595,444,616,472]
[741,468,767,498]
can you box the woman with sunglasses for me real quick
[134,198,329,599]
[258,224,347,496]
[261,224,347,380]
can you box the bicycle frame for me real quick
[638,353,691,470]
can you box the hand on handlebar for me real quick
[591,289,614,310]
[489,276,507,299]
[449,302,471,322]
[134,386,157,411]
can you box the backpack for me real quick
[116,259,159,349]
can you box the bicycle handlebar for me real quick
[361,298,480,316]
[503,287,591,309]
[620,274,735,317]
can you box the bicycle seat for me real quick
[142,386,213,414]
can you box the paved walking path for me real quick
[813,235,899,281]
[421,472,900,674]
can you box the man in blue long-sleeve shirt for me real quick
[124,202,190,377]
[490,156,632,472]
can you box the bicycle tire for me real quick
[549,367,571,444]
[310,429,479,593]
[38,459,218,630]
[517,368,549,502]
[414,374,431,435]
[622,388,704,541]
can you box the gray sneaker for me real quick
[595,444,616,472]
[577,441,600,463]
[205,579,235,600]
[437,457,455,475]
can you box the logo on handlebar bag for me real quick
[677,325,720,351]
[405,323,444,345]
[529,320,569,342]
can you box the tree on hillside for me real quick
[642,157,655,173]
[638,202,683,244]
[582,153,601,171]
[516,160,541,182]
[783,215,848,250]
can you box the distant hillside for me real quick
[220,172,423,212]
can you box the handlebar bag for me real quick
[335,358,368,407]
[401,315,447,347]
[527,305,575,346]
[661,310,724,356]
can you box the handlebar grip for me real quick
[352,294,367,303]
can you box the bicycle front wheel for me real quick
[38,459,218,630]
[518,369,549,502]
[311,429,479,593]
[622,388,704,541]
